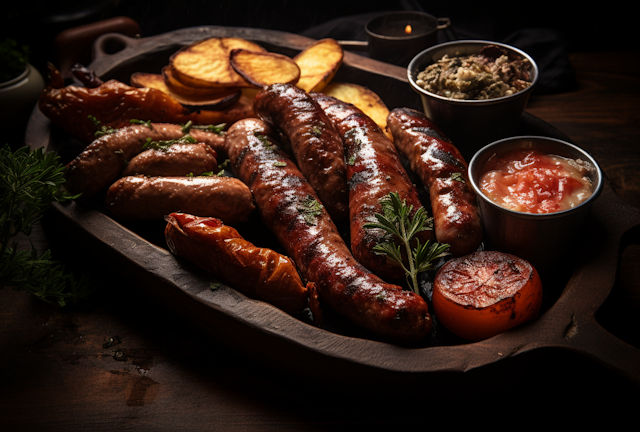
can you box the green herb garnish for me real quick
[89,115,118,137]
[130,119,153,128]
[297,195,323,226]
[310,125,322,137]
[0,144,91,306]
[364,192,449,295]
[451,172,465,183]
[186,171,215,177]
[253,131,274,149]
[143,135,198,151]
[182,121,226,135]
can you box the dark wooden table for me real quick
[1,50,639,430]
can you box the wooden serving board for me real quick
[26,26,640,389]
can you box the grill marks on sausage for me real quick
[388,107,483,256]
[224,118,433,343]
[312,94,433,281]
[411,126,451,143]
[254,84,349,222]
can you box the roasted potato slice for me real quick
[169,37,266,88]
[130,72,241,110]
[294,38,343,93]
[230,49,300,87]
[322,82,392,140]
[162,66,242,98]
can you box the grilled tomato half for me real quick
[432,251,543,341]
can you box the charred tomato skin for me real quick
[432,251,543,341]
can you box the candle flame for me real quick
[405,24,412,35]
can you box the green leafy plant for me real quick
[0,38,30,82]
[364,192,450,295]
[1,144,91,306]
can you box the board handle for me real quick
[53,16,141,80]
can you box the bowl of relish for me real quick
[407,40,538,159]
[468,136,603,276]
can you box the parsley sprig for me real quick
[0,144,91,306]
[364,192,449,295]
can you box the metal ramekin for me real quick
[408,40,539,160]
[468,136,603,276]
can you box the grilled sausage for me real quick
[253,83,349,222]
[387,107,483,256]
[312,93,435,281]
[122,142,218,177]
[105,175,254,223]
[39,63,254,144]
[225,118,432,343]
[65,122,225,197]
[165,212,311,313]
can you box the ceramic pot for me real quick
[0,64,45,131]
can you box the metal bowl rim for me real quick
[407,39,539,104]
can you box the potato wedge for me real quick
[130,72,241,110]
[322,82,392,140]
[230,49,300,87]
[162,66,242,98]
[294,38,343,93]
[169,37,266,88]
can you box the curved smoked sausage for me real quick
[225,117,432,343]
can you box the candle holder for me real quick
[365,11,450,67]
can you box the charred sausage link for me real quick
[39,64,254,144]
[64,123,225,197]
[312,94,434,281]
[165,212,310,313]
[225,118,432,343]
[387,107,483,256]
[105,176,254,223]
[253,83,349,222]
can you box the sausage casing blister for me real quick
[165,212,310,313]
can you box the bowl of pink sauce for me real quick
[468,136,603,276]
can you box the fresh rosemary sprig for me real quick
[0,144,91,306]
[364,192,449,295]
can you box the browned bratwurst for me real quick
[387,108,482,256]
[122,142,218,177]
[225,118,432,343]
[312,93,434,281]
[253,83,349,222]
[105,176,254,223]
[65,123,225,197]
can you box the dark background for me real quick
[1,0,635,79]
